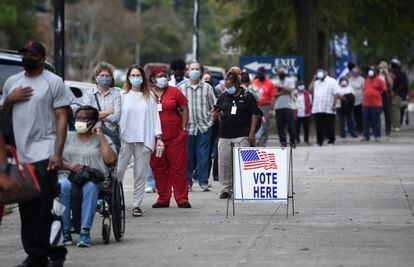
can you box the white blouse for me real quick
[119,91,162,151]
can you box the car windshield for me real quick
[0,63,23,95]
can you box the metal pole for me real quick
[54,0,65,79]
[192,0,199,62]
[135,0,141,65]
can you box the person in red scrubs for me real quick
[150,69,191,208]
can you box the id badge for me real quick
[157,103,163,112]
[231,105,237,115]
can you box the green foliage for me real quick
[0,0,17,26]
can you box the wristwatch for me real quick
[0,163,11,174]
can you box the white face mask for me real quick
[316,71,324,79]
[74,121,91,134]
[340,81,348,87]
[368,70,375,77]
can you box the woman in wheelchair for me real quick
[58,105,117,247]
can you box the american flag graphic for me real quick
[240,149,277,170]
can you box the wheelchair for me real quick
[96,168,126,244]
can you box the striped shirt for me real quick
[179,80,217,135]
[83,87,122,131]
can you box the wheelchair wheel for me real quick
[102,223,111,244]
[111,180,125,241]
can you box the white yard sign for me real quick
[233,147,289,203]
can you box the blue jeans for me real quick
[337,108,356,137]
[363,106,382,139]
[146,167,156,189]
[255,104,270,147]
[187,128,211,187]
[59,177,99,231]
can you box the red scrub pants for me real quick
[150,131,188,205]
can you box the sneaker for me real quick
[219,191,231,199]
[152,202,169,208]
[132,207,142,217]
[178,202,192,208]
[77,229,91,247]
[63,230,73,246]
[375,137,381,142]
[200,185,210,192]
[394,127,401,132]
[188,185,192,192]
[145,186,156,193]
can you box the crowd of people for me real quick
[0,40,411,266]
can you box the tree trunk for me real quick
[292,0,318,84]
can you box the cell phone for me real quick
[213,105,224,111]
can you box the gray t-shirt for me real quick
[274,77,295,110]
[348,76,365,106]
[0,70,70,163]
[58,132,116,178]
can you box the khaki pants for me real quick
[117,141,151,208]
[218,137,249,193]
[391,95,402,128]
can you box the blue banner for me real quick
[332,33,351,79]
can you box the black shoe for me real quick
[16,257,48,267]
[219,192,231,199]
[178,202,192,208]
[213,175,218,181]
[152,202,169,208]
[48,258,65,267]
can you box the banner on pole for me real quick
[233,147,289,203]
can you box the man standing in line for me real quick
[309,68,339,146]
[252,67,276,147]
[390,58,408,132]
[179,62,217,192]
[1,41,69,267]
[273,67,296,147]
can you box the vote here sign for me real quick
[233,147,289,203]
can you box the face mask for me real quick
[175,74,184,83]
[278,73,286,80]
[258,73,266,82]
[129,77,143,87]
[22,57,40,72]
[155,77,168,88]
[351,71,359,77]
[316,71,324,80]
[368,70,375,77]
[225,86,236,95]
[97,76,112,88]
[189,70,200,80]
[297,85,305,91]
[340,81,348,87]
[74,121,91,134]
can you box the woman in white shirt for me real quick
[117,65,164,217]
[336,77,357,138]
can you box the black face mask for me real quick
[22,57,41,72]
[258,73,265,81]
[278,73,286,80]
[175,74,184,83]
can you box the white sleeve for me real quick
[151,98,162,136]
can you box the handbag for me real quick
[0,145,41,205]
[93,93,121,151]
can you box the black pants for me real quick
[275,108,296,145]
[18,159,67,264]
[314,113,336,145]
[382,93,392,135]
[354,104,363,133]
[296,117,310,143]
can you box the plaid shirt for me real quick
[83,87,122,131]
[311,76,339,114]
[179,80,217,135]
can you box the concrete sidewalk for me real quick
[1,128,413,266]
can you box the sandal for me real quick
[132,207,142,217]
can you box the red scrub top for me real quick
[157,86,188,141]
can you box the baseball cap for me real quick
[390,58,401,66]
[18,41,46,57]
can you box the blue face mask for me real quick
[189,70,200,80]
[97,76,112,88]
[129,77,143,87]
[297,85,305,91]
[155,77,168,88]
[225,86,236,95]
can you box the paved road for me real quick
[1,126,413,267]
